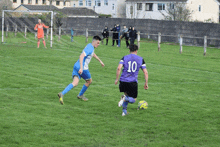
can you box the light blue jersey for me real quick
[74,43,94,70]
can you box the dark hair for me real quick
[129,44,138,52]
[93,35,101,41]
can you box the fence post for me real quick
[204,36,207,56]
[6,25,9,37]
[24,25,27,38]
[147,34,150,39]
[86,28,88,43]
[58,26,61,41]
[14,25,17,37]
[46,28,49,39]
[179,35,183,54]
[137,31,140,49]
[158,32,161,51]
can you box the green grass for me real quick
[0,33,220,147]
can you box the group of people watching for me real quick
[102,24,137,48]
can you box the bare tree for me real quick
[160,2,193,21]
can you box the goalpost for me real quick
[2,10,54,48]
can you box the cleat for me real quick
[118,95,125,107]
[77,95,88,101]
[122,112,128,116]
[58,92,64,105]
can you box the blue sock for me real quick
[79,84,88,96]
[62,83,74,95]
[122,101,128,114]
[125,96,136,104]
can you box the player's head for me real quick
[123,25,126,28]
[92,35,101,48]
[129,44,138,52]
[38,19,41,24]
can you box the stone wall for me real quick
[1,17,220,47]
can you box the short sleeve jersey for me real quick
[74,43,94,70]
[119,54,146,82]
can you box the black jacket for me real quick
[111,27,118,39]
[129,29,137,39]
[102,28,109,38]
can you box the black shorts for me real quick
[119,81,138,98]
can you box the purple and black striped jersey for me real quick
[119,54,146,82]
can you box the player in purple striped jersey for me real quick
[115,44,148,116]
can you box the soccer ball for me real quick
[138,100,148,110]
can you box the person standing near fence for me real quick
[111,24,118,47]
[120,25,129,48]
[129,26,137,45]
[102,26,109,45]
[34,19,49,48]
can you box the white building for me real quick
[126,0,220,23]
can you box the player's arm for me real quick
[93,53,105,67]
[43,24,49,29]
[141,59,148,89]
[78,52,86,75]
[115,64,123,85]
[34,24,38,30]
[142,68,148,90]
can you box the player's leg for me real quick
[77,70,92,101]
[106,37,108,45]
[121,82,138,116]
[58,68,81,104]
[37,38,40,48]
[42,38,46,48]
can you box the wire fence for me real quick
[1,15,220,56]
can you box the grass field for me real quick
[0,33,220,147]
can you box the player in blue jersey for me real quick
[58,36,105,104]
[115,44,148,116]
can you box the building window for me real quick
[86,0,91,6]
[137,3,142,10]
[95,0,101,6]
[104,0,108,6]
[50,0,52,5]
[13,0,17,3]
[198,5,201,12]
[42,0,46,4]
[63,1,66,6]
[112,3,115,10]
[28,0,32,4]
[56,1,60,6]
[145,3,153,11]
[35,0,38,4]
[158,3,165,10]
[170,3,175,9]
[21,0,23,4]
[79,0,83,6]
[73,4,75,7]
[130,6,133,14]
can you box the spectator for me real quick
[120,25,129,48]
[129,26,137,45]
[111,24,118,47]
[102,26,109,45]
[116,24,120,47]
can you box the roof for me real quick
[125,0,188,1]
[14,4,59,11]
[61,7,99,17]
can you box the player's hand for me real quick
[115,79,118,85]
[144,83,148,90]
[78,69,83,75]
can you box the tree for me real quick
[0,0,13,16]
[160,2,193,21]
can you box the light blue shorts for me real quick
[72,68,91,80]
